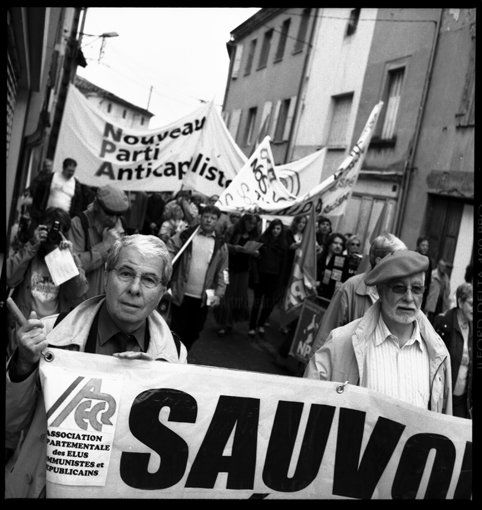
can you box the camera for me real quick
[46,220,62,245]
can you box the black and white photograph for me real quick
[4,6,477,500]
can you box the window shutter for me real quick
[282,96,297,141]
[231,44,243,79]
[229,109,242,140]
[269,100,282,139]
[260,101,273,134]
[222,110,231,129]
[381,69,404,139]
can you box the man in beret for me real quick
[304,250,453,414]
[69,184,130,298]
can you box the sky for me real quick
[77,7,260,128]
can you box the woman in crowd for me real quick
[6,207,88,357]
[215,214,261,336]
[316,232,347,302]
[315,215,332,256]
[248,219,289,337]
[434,282,473,418]
[158,203,188,243]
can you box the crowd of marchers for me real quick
[5,156,473,497]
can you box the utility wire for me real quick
[83,58,216,109]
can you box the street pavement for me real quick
[183,298,305,378]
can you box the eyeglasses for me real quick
[113,267,162,289]
[388,284,425,295]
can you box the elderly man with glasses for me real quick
[6,234,187,498]
[304,250,453,415]
[69,184,129,299]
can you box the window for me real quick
[107,103,112,113]
[258,29,273,69]
[259,101,273,137]
[327,93,353,147]
[345,8,361,37]
[229,109,242,140]
[294,8,311,53]
[122,109,127,119]
[243,107,257,146]
[140,117,145,126]
[231,44,243,79]
[244,39,257,75]
[272,96,296,142]
[275,19,291,62]
[380,68,405,139]
[222,110,231,128]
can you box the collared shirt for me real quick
[363,316,430,409]
[95,302,146,355]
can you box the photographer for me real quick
[7,207,88,323]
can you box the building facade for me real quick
[74,75,154,129]
[400,8,475,292]
[222,7,317,164]
[222,7,474,293]
[6,6,86,237]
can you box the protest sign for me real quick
[44,248,79,286]
[288,299,325,363]
[216,103,383,218]
[52,85,246,195]
[41,349,471,499]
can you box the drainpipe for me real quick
[284,7,319,163]
[394,9,443,236]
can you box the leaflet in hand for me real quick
[44,248,80,286]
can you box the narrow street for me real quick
[185,296,304,378]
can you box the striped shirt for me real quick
[363,316,430,409]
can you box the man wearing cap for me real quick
[304,250,453,414]
[69,184,129,298]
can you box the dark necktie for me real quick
[111,332,135,353]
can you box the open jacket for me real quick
[434,307,472,417]
[166,226,229,306]
[304,301,453,415]
[5,295,187,498]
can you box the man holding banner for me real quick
[305,250,453,415]
[5,234,186,498]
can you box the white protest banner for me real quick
[216,136,296,213]
[52,85,246,195]
[41,349,471,499]
[216,103,383,217]
[275,148,327,197]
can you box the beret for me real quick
[96,184,129,214]
[365,249,429,286]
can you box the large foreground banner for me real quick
[52,85,246,195]
[40,349,471,499]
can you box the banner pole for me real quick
[171,226,200,265]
